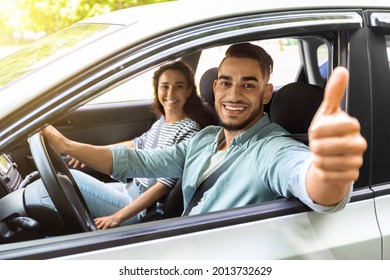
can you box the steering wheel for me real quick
[29,132,97,233]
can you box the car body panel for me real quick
[374,188,390,259]
[0,193,380,260]
[57,199,380,260]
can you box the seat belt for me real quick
[145,116,164,185]
[141,116,165,222]
[152,116,164,148]
[182,150,244,216]
[136,116,163,186]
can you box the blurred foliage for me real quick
[0,0,175,44]
[0,24,110,86]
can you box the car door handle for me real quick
[53,120,74,128]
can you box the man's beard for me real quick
[220,106,262,131]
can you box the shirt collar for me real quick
[212,113,272,152]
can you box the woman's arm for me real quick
[94,181,170,229]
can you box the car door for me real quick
[364,11,390,259]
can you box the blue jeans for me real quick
[70,169,141,226]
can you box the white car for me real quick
[0,0,390,260]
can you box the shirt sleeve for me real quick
[155,119,201,188]
[110,144,131,184]
[294,157,352,213]
[265,138,352,213]
[110,141,189,184]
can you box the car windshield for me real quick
[0,23,117,90]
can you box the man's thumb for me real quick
[317,66,349,116]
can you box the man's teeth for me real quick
[225,105,244,111]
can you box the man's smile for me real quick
[222,102,249,114]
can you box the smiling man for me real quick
[42,42,367,228]
[213,46,273,145]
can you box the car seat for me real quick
[199,67,217,106]
[199,67,219,125]
[269,82,324,144]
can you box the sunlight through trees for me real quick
[0,0,174,45]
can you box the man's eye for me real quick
[243,84,255,88]
[220,81,230,87]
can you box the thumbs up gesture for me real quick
[307,67,367,206]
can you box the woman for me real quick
[69,60,211,228]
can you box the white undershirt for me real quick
[196,140,227,186]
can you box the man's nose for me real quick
[227,84,242,100]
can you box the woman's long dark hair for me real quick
[151,60,216,128]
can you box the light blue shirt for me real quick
[111,114,351,215]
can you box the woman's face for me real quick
[157,69,192,118]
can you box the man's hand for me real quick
[40,125,69,154]
[307,67,367,205]
[40,125,113,175]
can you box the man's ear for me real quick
[263,83,273,104]
[213,79,218,97]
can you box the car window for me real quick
[89,37,330,105]
[195,38,302,88]
[89,67,156,104]
[318,44,329,79]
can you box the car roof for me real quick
[80,0,390,27]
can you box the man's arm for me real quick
[40,125,114,175]
[306,67,367,206]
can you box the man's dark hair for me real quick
[221,42,274,80]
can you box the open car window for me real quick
[88,37,329,105]
[195,39,303,88]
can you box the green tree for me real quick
[8,0,175,34]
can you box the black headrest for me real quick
[199,67,218,106]
[270,82,324,134]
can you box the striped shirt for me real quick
[132,116,201,190]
